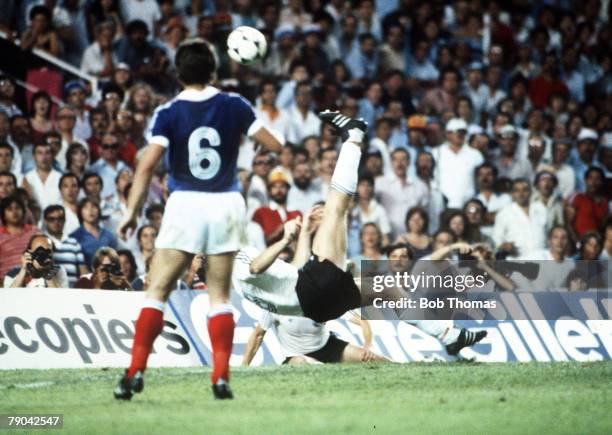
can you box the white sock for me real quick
[410,320,460,345]
[208,303,233,318]
[143,298,165,312]
[330,140,362,196]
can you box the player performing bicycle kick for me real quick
[232,112,487,356]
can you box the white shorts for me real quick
[155,190,246,255]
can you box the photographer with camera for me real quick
[74,247,132,290]
[4,234,69,288]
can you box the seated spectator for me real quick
[10,115,35,174]
[286,161,323,214]
[74,247,131,290]
[55,106,86,168]
[252,170,302,245]
[135,224,157,275]
[350,175,391,248]
[70,198,118,268]
[494,124,533,180]
[3,234,69,288]
[286,81,321,145]
[532,171,564,235]
[117,249,138,283]
[567,167,608,240]
[395,206,432,260]
[0,195,40,279]
[0,75,22,117]
[601,219,612,261]
[22,142,63,211]
[59,173,82,236]
[90,132,130,199]
[345,33,379,81]
[0,171,17,201]
[540,139,575,199]
[43,204,87,287]
[64,81,91,141]
[419,66,461,116]
[350,222,386,275]
[474,162,511,236]
[145,203,164,232]
[443,210,468,244]
[493,178,547,258]
[571,231,607,289]
[0,142,21,185]
[528,52,569,110]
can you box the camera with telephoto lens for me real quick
[27,246,56,279]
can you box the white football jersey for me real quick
[232,247,304,316]
[260,311,329,357]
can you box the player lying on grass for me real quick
[113,38,282,401]
[242,311,388,365]
[232,111,486,356]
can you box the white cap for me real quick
[499,124,518,137]
[577,128,598,142]
[446,118,468,132]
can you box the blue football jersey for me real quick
[146,87,259,193]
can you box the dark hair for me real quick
[0,170,17,186]
[59,172,81,189]
[358,32,375,44]
[83,172,104,189]
[475,162,498,180]
[585,166,605,181]
[29,5,52,22]
[547,224,568,240]
[117,249,138,281]
[511,177,531,190]
[579,230,602,257]
[405,206,429,234]
[102,83,125,102]
[383,243,413,258]
[294,79,311,95]
[390,148,410,159]
[433,228,457,243]
[126,19,148,35]
[145,203,165,220]
[30,91,52,118]
[136,224,157,245]
[175,39,217,85]
[77,197,101,224]
[0,142,14,157]
[259,77,277,94]
[66,142,89,170]
[357,174,374,187]
[43,204,65,219]
[359,222,382,250]
[0,194,26,222]
[534,171,559,188]
[33,142,51,153]
[42,130,61,144]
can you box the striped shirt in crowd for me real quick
[48,234,86,288]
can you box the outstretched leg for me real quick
[313,112,367,270]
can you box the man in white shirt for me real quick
[286,81,321,145]
[493,178,547,258]
[80,21,119,78]
[375,148,429,239]
[120,0,161,37]
[254,79,290,140]
[22,143,62,211]
[433,118,484,209]
[287,162,323,214]
[521,225,574,291]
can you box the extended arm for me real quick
[251,126,283,154]
[292,205,323,269]
[242,325,267,366]
[249,218,301,274]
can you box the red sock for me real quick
[208,311,235,384]
[127,307,164,378]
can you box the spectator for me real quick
[375,148,429,239]
[600,219,612,261]
[252,170,302,245]
[463,199,494,246]
[493,178,547,258]
[20,6,59,57]
[532,171,564,235]
[43,131,65,172]
[9,115,34,174]
[65,142,90,179]
[286,161,323,214]
[346,33,379,81]
[523,225,575,290]
[144,203,164,232]
[443,210,468,244]
[101,83,124,126]
[63,83,89,142]
[70,197,118,268]
[493,124,532,180]
[28,91,53,147]
[117,249,138,284]
[350,222,386,275]
[43,204,87,286]
[298,25,329,77]
[358,81,384,134]
[0,76,22,117]
[286,80,321,145]
[81,21,118,78]
[379,23,407,74]
[255,79,290,139]
[135,224,156,274]
[567,167,608,240]
[86,0,124,40]
[121,0,160,37]
[74,247,131,290]
[0,171,17,201]
[22,142,62,211]
[570,128,600,192]
[474,162,511,234]
[86,108,109,163]
[349,174,391,254]
[395,206,432,260]
[420,66,461,116]
[433,118,484,209]
[58,173,81,235]
[3,234,69,288]
[90,131,130,199]
[540,139,576,199]
[0,143,20,185]
[54,106,82,167]
[0,195,40,279]
[247,151,274,207]
[528,52,569,109]
[414,151,445,234]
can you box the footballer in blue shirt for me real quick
[114,38,282,401]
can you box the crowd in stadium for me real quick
[0,0,610,290]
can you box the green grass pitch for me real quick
[2,362,611,434]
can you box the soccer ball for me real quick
[227,26,267,65]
